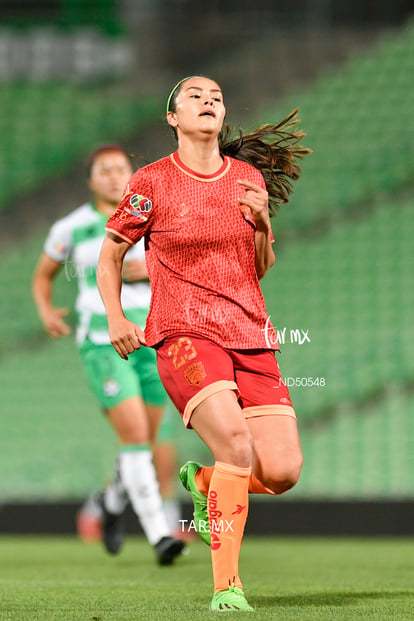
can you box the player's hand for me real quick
[237,179,270,230]
[121,260,148,283]
[108,317,146,360]
[40,307,71,338]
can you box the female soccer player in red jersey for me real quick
[97,76,311,612]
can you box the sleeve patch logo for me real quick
[124,194,152,220]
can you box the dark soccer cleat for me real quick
[154,536,186,566]
[98,494,124,555]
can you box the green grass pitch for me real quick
[0,536,413,620]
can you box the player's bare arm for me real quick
[97,232,146,359]
[237,178,275,279]
[32,253,71,338]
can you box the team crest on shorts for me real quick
[183,361,206,386]
[124,194,152,220]
[103,378,121,397]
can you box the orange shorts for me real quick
[156,334,295,428]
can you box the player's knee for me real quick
[262,455,303,494]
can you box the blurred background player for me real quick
[32,144,185,565]
[76,400,185,544]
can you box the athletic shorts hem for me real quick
[183,380,239,428]
[243,404,296,419]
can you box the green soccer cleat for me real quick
[209,586,255,612]
[179,461,210,545]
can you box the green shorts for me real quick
[79,338,167,411]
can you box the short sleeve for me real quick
[106,169,154,245]
[44,218,72,263]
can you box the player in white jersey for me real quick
[32,145,185,565]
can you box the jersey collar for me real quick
[170,151,231,181]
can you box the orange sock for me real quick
[196,466,274,496]
[208,461,251,592]
[248,472,276,495]
[195,466,214,495]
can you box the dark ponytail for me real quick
[219,109,312,216]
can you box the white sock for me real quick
[162,498,181,534]
[104,458,128,515]
[119,445,170,545]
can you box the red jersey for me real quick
[106,151,279,350]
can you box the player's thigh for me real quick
[156,334,237,428]
[156,399,179,444]
[232,349,302,482]
[156,335,252,463]
[190,390,252,466]
[106,396,151,444]
[145,403,165,443]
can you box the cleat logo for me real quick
[232,504,246,515]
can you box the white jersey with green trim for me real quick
[44,202,151,346]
